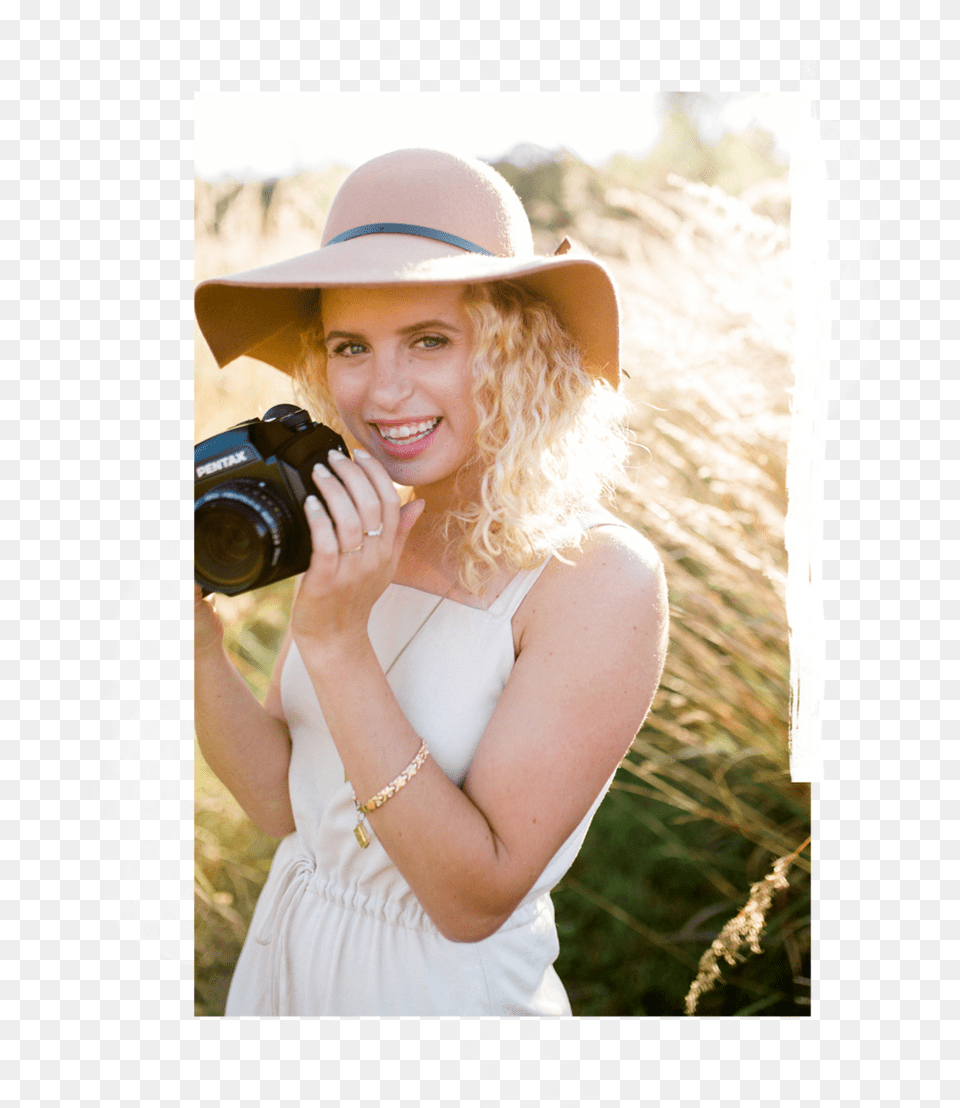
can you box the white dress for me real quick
[224,541,618,1017]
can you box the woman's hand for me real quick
[194,582,225,654]
[291,448,424,657]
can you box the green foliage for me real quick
[553,765,809,1017]
[606,109,788,197]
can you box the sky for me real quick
[194,91,801,181]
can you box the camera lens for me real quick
[195,479,294,594]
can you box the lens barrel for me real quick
[195,479,294,594]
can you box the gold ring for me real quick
[341,544,364,554]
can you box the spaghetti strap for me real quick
[486,560,554,619]
[578,505,633,531]
[490,507,633,618]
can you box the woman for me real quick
[194,148,668,1016]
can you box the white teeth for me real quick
[376,418,439,442]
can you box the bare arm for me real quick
[195,585,296,838]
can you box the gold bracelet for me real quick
[352,739,429,849]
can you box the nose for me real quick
[368,348,414,409]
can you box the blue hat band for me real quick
[326,223,494,257]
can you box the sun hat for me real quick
[194,148,621,387]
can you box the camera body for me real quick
[195,404,348,596]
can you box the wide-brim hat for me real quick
[195,148,621,387]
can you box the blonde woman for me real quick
[194,148,668,1016]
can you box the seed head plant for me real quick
[684,835,811,1015]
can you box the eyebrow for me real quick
[324,319,463,342]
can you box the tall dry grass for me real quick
[194,148,810,1016]
[545,167,808,1014]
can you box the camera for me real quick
[195,403,349,596]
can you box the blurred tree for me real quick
[606,92,787,197]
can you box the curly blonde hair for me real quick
[295,280,632,594]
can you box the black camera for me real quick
[195,403,349,596]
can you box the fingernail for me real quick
[304,495,322,513]
[313,462,332,479]
[354,449,370,459]
[328,449,346,463]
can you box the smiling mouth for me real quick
[372,417,441,445]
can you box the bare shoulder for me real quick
[515,518,668,662]
[577,519,665,585]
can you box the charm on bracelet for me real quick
[351,739,430,849]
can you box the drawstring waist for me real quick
[255,850,555,945]
[247,847,559,1015]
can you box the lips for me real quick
[370,417,443,459]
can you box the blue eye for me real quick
[332,341,366,356]
[418,335,446,349]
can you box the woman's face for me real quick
[320,283,480,494]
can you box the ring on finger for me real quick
[364,525,384,538]
[341,543,364,554]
